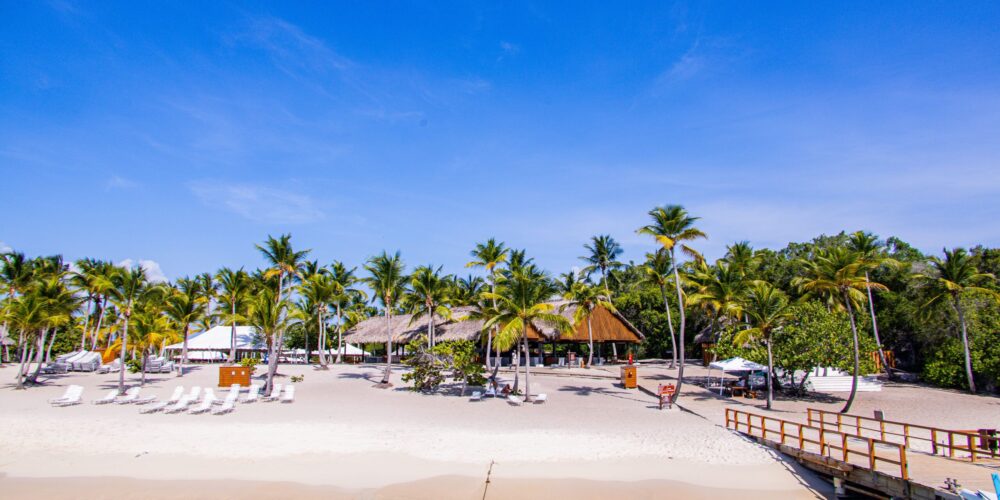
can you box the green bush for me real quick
[127,358,142,374]
[239,357,260,374]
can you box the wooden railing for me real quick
[806,408,998,463]
[726,408,909,480]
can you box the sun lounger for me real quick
[116,387,141,404]
[134,391,157,405]
[164,387,199,413]
[242,384,261,403]
[469,391,483,401]
[533,393,548,404]
[49,385,84,406]
[212,387,240,415]
[71,352,102,372]
[506,395,524,406]
[279,385,295,403]
[219,384,240,405]
[97,359,121,374]
[93,389,118,405]
[262,383,283,402]
[139,386,183,414]
[484,387,497,398]
[189,389,216,414]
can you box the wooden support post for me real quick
[899,445,908,480]
[868,438,876,472]
[842,433,849,462]
[819,430,826,456]
[879,420,885,441]
[762,418,767,439]
[798,425,805,450]
[903,424,910,448]
[780,421,786,445]
[949,432,955,458]
[968,434,976,462]
[931,429,938,455]
[819,410,825,430]
[837,413,842,432]
[856,416,861,436]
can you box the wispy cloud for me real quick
[0,241,12,254]
[117,258,168,283]
[498,41,520,61]
[106,175,138,190]
[190,181,325,224]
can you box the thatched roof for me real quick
[343,301,645,345]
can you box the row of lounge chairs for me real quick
[47,383,296,412]
[42,351,103,373]
[469,386,548,405]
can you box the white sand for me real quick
[0,363,828,498]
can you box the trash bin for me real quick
[621,366,637,389]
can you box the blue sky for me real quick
[2,1,999,281]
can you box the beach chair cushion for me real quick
[533,393,548,404]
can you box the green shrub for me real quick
[239,357,260,374]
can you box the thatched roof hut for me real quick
[342,301,644,345]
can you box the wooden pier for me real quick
[725,408,999,498]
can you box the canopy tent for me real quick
[709,357,766,372]
[707,357,768,395]
[163,325,264,355]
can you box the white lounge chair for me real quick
[484,387,497,398]
[279,385,295,403]
[262,384,283,402]
[49,385,84,406]
[93,390,118,405]
[139,386,182,413]
[164,387,199,414]
[242,384,261,404]
[533,393,548,404]
[219,384,240,405]
[135,390,157,405]
[116,387,140,404]
[469,391,483,401]
[97,359,121,374]
[506,395,524,406]
[71,352,102,372]
[189,389,216,414]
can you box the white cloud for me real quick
[190,182,325,224]
[0,241,11,253]
[106,175,138,190]
[117,258,169,283]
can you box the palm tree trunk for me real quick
[765,335,774,410]
[486,278,497,371]
[335,304,343,364]
[660,285,677,369]
[381,307,393,384]
[91,296,106,349]
[318,309,328,368]
[428,310,435,349]
[45,327,58,363]
[670,248,686,402]
[179,323,191,377]
[119,308,130,395]
[28,329,48,383]
[865,272,889,375]
[523,332,531,401]
[586,314,594,368]
[840,291,861,413]
[80,296,93,351]
[304,315,310,366]
[953,295,976,393]
[228,302,237,364]
[15,331,30,389]
[265,333,280,396]
[141,352,147,386]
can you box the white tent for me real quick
[164,325,264,353]
[709,357,766,372]
[328,344,370,356]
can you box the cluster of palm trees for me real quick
[3,203,996,410]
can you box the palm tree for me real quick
[581,235,624,297]
[1,251,34,366]
[794,247,887,412]
[848,231,898,374]
[25,275,79,384]
[256,234,310,389]
[70,258,100,351]
[86,261,116,350]
[734,282,793,410]
[6,290,48,388]
[216,267,250,363]
[561,280,614,368]
[364,251,408,385]
[639,250,678,368]
[300,271,335,368]
[637,205,706,401]
[452,274,485,306]
[484,265,571,401]
[915,248,1000,393]
[688,259,747,357]
[130,306,171,386]
[246,288,294,396]
[330,262,364,364]
[405,265,453,348]
[109,265,149,395]
[164,279,203,376]
[466,239,509,370]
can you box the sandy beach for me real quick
[0,362,829,499]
